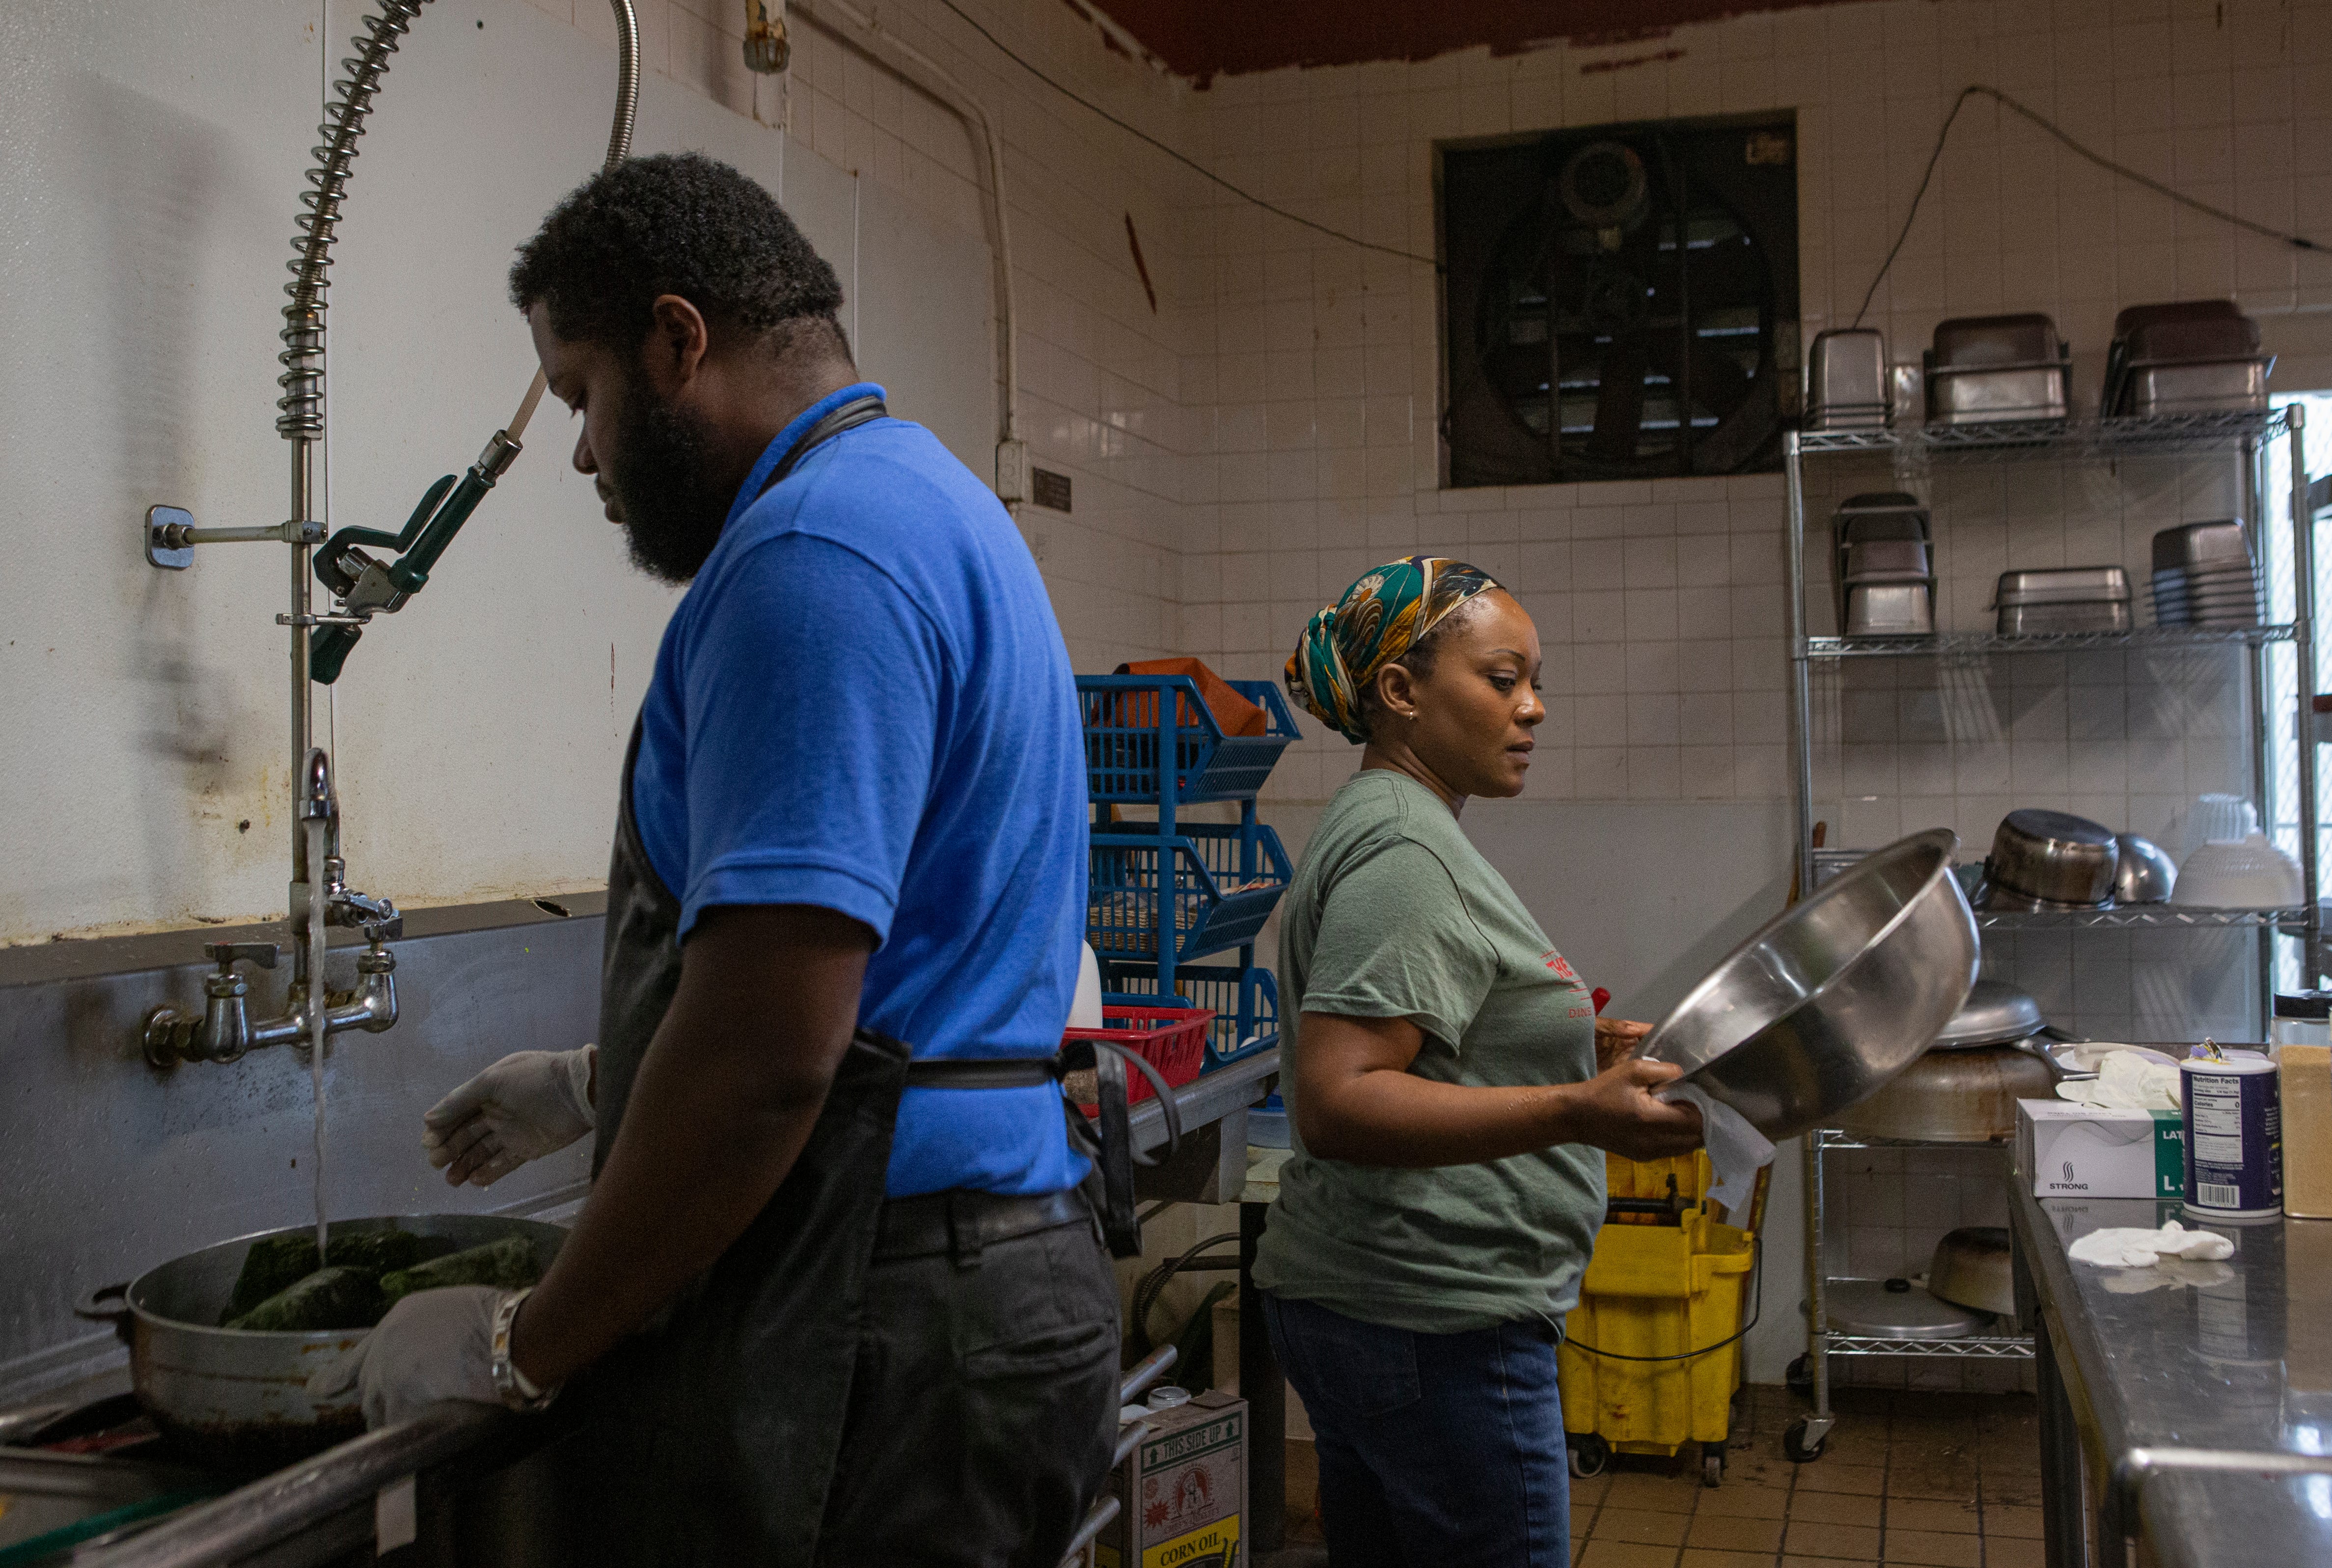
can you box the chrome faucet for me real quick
[143,751,403,1069]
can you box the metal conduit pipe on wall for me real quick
[786,0,1026,511]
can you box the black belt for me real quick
[872,1187,1094,1265]
[904,1055,1061,1090]
[897,1041,1182,1262]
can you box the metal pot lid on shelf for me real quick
[1931,978,2047,1048]
[1826,1277,1994,1339]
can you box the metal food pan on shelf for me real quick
[1088,824,1292,965]
[1078,675,1300,804]
[1104,963,1281,1068]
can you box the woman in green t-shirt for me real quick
[1259,556,1704,1567]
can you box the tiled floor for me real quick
[1270,1384,2045,1568]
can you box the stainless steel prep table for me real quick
[2007,1180,2332,1567]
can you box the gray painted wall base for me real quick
[0,899,605,1403]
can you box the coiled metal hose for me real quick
[276,0,640,442]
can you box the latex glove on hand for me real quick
[422,1046,595,1187]
[307,1287,507,1429]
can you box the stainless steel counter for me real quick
[2007,1182,2332,1567]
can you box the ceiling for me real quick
[1077,0,1848,83]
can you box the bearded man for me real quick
[318,152,1116,1567]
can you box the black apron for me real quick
[568,395,909,1564]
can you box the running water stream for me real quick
[306,815,331,1259]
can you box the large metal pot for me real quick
[1642,829,1979,1141]
[1929,1226,2016,1316]
[1834,1044,2057,1142]
[77,1214,565,1472]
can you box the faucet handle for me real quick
[204,942,281,972]
[328,889,400,936]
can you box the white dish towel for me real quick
[1658,1083,1777,1217]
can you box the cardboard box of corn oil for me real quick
[2016,1100,2184,1199]
[1094,1389,1245,1568]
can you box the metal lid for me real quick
[1825,1278,1992,1339]
[2181,1051,2275,1075]
[1932,979,2046,1048]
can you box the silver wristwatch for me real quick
[490,1288,558,1412]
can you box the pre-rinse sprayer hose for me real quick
[278,0,639,446]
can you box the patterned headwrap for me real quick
[1284,556,1504,744]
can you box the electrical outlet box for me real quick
[994,438,1030,505]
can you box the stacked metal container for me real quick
[1803,329,1891,432]
[1832,492,1935,637]
[1924,314,2072,425]
[1993,568,2134,635]
[2151,521,2265,627]
[2103,301,2273,417]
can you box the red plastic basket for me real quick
[1066,1004,1214,1113]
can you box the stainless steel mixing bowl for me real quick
[1985,808,2118,906]
[2113,832,2177,903]
[1641,829,1979,1140]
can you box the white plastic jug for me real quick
[1070,941,1104,1031]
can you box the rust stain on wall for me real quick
[1080,0,1867,83]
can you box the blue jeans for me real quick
[1260,1292,1570,1568]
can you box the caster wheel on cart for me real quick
[1700,1442,1725,1487]
[1785,1354,1812,1394]
[1567,1433,1609,1479]
[1783,1416,1826,1464]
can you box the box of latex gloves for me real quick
[2017,1100,2184,1199]
[1095,1390,1245,1568]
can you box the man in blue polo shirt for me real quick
[322,154,1115,1565]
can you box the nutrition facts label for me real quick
[2192,1078,2246,1167]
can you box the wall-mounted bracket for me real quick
[144,507,326,569]
[144,506,195,570]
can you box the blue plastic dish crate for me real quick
[1077,675,1299,804]
[1105,963,1280,1068]
[1087,823,1291,965]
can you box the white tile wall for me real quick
[584,0,2328,1390]
[520,0,1216,670]
[1166,0,2329,825]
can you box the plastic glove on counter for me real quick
[2066,1219,2235,1268]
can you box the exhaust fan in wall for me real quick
[1440,113,1800,488]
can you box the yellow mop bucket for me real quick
[1559,1151,1760,1486]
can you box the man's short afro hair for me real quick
[510,152,844,350]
